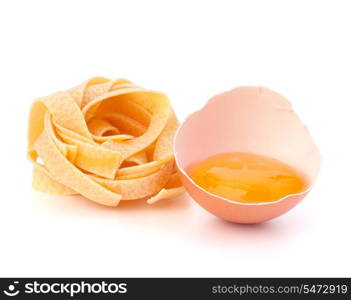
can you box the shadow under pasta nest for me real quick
[32,190,190,213]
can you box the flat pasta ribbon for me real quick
[28,77,184,206]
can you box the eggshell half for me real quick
[174,87,321,224]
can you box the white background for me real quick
[0,0,350,277]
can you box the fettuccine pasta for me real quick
[28,77,184,206]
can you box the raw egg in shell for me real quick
[174,87,321,224]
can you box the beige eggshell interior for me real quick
[175,87,321,190]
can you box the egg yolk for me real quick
[187,152,307,203]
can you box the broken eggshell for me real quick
[174,87,321,224]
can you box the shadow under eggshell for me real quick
[174,87,321,224]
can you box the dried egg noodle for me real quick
[28,78,184,206]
